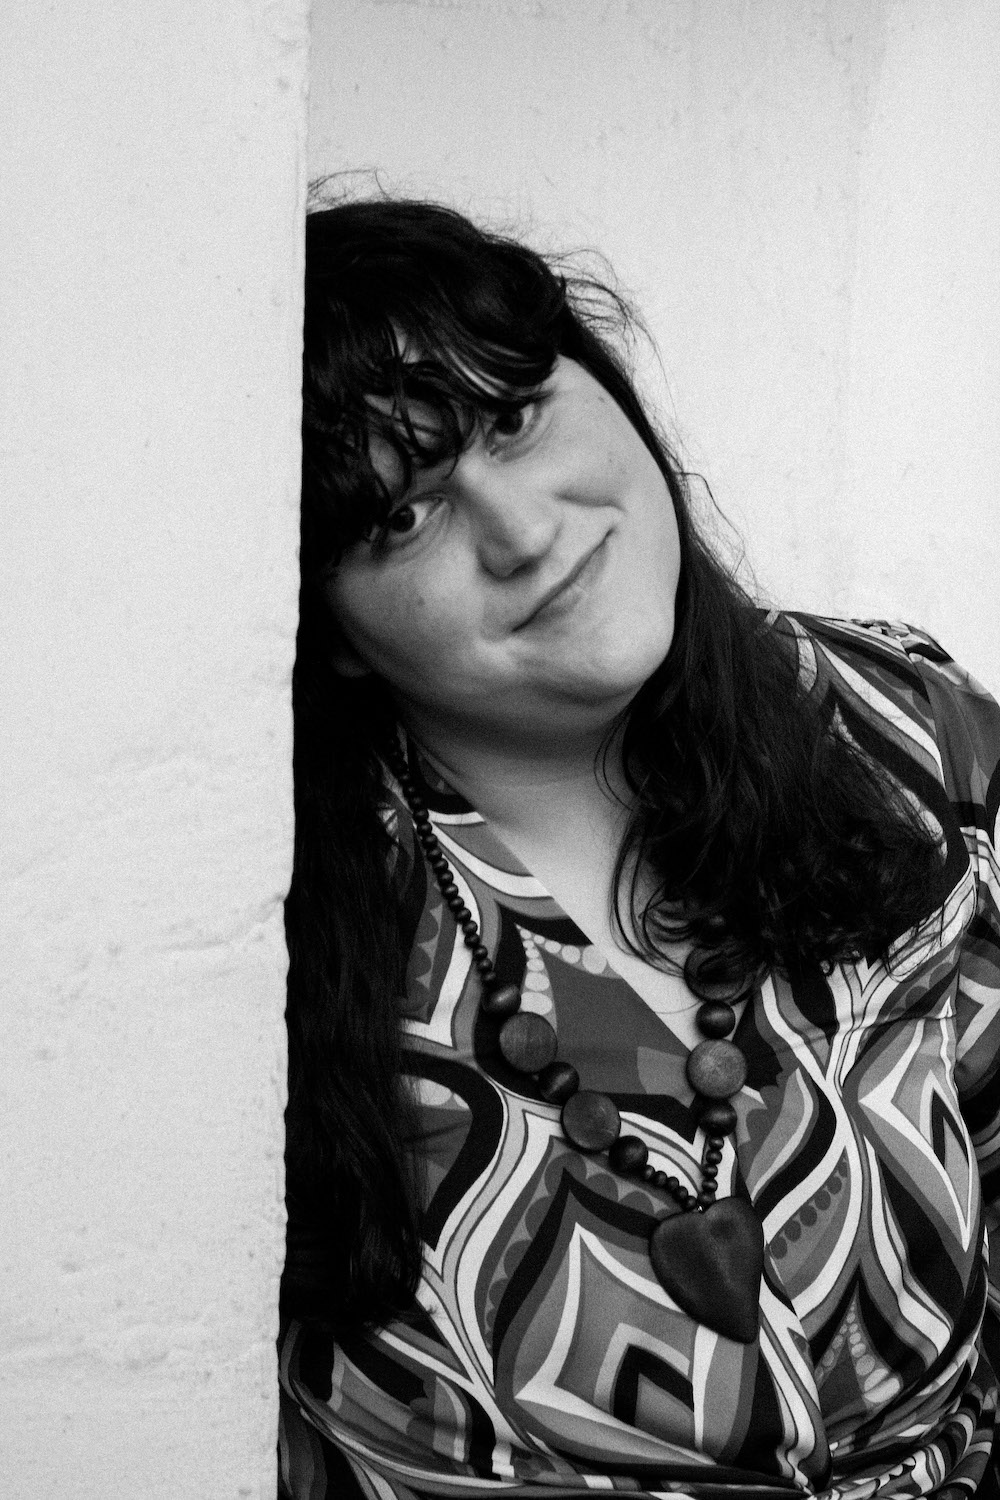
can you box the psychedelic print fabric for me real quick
[280,616,1000,1500]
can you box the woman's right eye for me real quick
[379,494,441,548]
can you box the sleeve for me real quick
[900,638,1000,1322]
[278,1373,370,1500]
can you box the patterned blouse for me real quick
[280,615,1000,1500]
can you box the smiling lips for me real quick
[515,535,609,630]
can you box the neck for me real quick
[399,707,630,844]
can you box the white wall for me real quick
[309,0,1000,686]
[0,3,307,1496]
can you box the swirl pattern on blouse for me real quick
[280,615,1000,1500]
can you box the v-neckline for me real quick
[403,743,715,1051]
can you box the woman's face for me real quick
[324,357,681,753]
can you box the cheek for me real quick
[327,570,467,682]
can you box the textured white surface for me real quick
[309,0,1000,687]
[0,1,307,1494]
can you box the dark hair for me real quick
[283,195,945,1333]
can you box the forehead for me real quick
[363,392,462,497]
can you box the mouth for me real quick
[514,535,610,630]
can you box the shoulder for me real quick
[774,610,1000,835]
[773,610,947,691]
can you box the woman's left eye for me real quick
[488,400,541,448]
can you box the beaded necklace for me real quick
[386,740,765,1344]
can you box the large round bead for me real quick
[686,1038,747,1098]
[684,947,765,1004]
[499,1013,558,1074]
[561,1090,621,1153]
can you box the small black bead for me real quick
[704,1147,724,1165]
[699,1185,718,1206]
[429,855,450,873]
[701,1164,719,1182]
[460,918,478,935]
[696,1001,737,1039]
[642,1164,656,1182]
[440,882,459,899]
[696,1099,739,1136]
[608,1134,648,1175]
[652,1170,668,1189]
[666,1175,680,1192]
[480,983,522,1018]
[470,942,490,962]
[537,1060,580,1105]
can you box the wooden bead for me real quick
[561,1090,621,1153]
[480,983,521,1018]
[696,1001,736,1038]
[697,1099,738,1135]
[608,1134,648,1175]
[686,1039,747,1099]
[685,947,764,1004]
[537,1060,580,1104]
[499,1013,558,1074]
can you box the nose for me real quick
[455,449,561,579]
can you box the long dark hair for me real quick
[283,195,945,1334]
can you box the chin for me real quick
[603,624,675,691]
[563,645,672,711]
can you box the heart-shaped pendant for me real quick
[649,1198,764,1343]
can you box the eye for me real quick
[378,493,442,548]
[487,397,544,450]
[492,406,530,438]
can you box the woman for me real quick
[279,196,1000,1499]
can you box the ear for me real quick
[328,633,374,679]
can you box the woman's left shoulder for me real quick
[773,609,952,683]
[776,610,1000,821]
